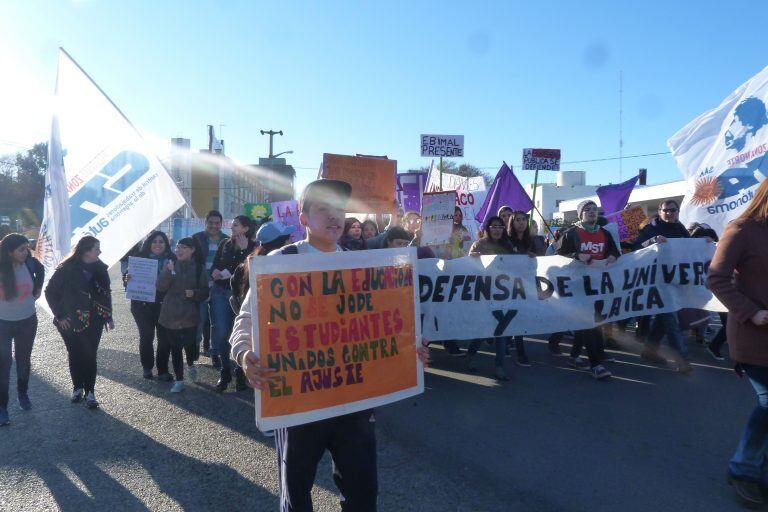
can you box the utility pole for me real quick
[619,71,624,180]
[260,129,283,158]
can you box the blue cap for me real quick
[256,221,296,244]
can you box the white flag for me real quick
[668,66,768,235]
[47,48,185,272]
[36,101,71,277]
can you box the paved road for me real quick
[0,273,754,511]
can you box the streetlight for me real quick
[271,150,293,159]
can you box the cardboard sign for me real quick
[604,206,648,242]
[244,202,272,223]
[272,200,306,243]
[250,248,423,431]
[420,134,464,158]
[322,153,396,213]
[522,148,561,171]
[125,256,158,302]
[420,191,456,246]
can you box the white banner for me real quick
[418,239,725,341]
[55,49,186,269]
[669,66,768,236]
[420,134,464,158]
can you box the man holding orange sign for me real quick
[230,179,428,512]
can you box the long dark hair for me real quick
[176,236,205,270]
[361,219,379,239]
[138,231,173,258]
[483,216,511,244]
[0,233,29,300]
[233,215,255,240]
[507,211,531,251]
[59,236,100,269]
[238,235,291,302]
[343,217,362,240]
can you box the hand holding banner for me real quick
[250,249,423,431]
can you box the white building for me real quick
[556,180,686,222]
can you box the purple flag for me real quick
[474,162,534,225]
[596,175,639,215]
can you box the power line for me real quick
[294,150,671,171]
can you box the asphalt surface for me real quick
[0,271,756,511]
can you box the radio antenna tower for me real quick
[619,70,624,180]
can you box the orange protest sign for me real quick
[250,249,423,430]
[322,153,396,213]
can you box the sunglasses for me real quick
[661,208,678,213]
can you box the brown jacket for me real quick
[157,260,210,330]
[707,218,768,366]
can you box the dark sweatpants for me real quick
[275,410,378,512]
[130,301,168,372]
[571,328,605,367]
[61,320,105,393]
[159,325,198,381]
[0,315,37,408]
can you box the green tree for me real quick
[0,142,47,222]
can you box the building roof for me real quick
[558,180,687,212]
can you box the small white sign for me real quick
[522,148,561,171]
[420,191,456,246]
[421,134,464,158]
[125,256,159,302]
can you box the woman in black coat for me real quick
[46,236,113,409]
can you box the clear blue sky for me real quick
[0,0,763,195]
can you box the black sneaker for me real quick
[18,393,32,411]
[143,369,153,379]
[211,356,222,369]
[707,345,725,361]
[728,474,764,507]
[71,388,84,403]
[157,373,173,382]
[85,392,99,410]
[516,356,531,367]
[215,378,231,393]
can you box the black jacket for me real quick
[211,238,256,290]
[632,217,690,249]
[557,224,620,260]
[45,260,112,329]
[24,255,45,298]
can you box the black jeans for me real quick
[160,326,197,381]
[0,314,37,408]
[709,312,729,352]
[571,328,604,367]
[130,301,166,372]
[61,320,104,393]
[276,410,377,512]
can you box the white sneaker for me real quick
[187,365,198,382]
[170,381,185,393]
